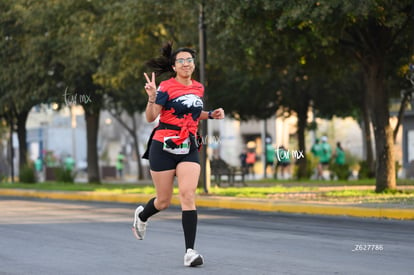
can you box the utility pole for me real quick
[199,0,209,193]
[262,119,267,179]
[9,120,14,183]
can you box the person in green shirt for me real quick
[34,156,44,181]
[275,145,291,179]
[311,138,323,179]
[319,136,332,165]
[332,141,349,180]
[116,152,125,179]
[334,142,346,165]
[45,151,56,167]
[64,155,75,172]
[265,141,275,178]
[311,138,322,158]
[311,136,332,180]
[34,156,43,172]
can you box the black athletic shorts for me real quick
[149,140,200,171]
[277,162,290,167]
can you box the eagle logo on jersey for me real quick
[169,94,203,120]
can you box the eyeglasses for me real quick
[175,58,194,64]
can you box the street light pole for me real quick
[199,0,209,193]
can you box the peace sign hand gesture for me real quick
[144,72,157,100]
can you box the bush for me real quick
[19,165,36,183]
[55,167,75,183]
[330,163,350,180]
[306,153,319,178]
[291,153,321,179]
[358,160,375,179]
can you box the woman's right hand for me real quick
[144,72,156,100]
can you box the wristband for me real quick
[208,110,214,119]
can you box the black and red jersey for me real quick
[152,77,204,146]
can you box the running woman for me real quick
[132,42,225,267]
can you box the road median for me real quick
[1,188,414,220]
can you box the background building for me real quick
[15,105,403,180]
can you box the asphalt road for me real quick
[0,197,413,275]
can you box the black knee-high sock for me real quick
[139,197,159,222]
[182,210,197,251]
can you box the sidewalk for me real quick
[1,187,414,220]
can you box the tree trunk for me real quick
[393,89,412,142]
[361,93,375,177]
[296,97,309,179]
[131,115,144,180]
[16,110,29,169]
[364,63,396,192]
[84,109,101,183]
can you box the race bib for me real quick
[163,136,190,155]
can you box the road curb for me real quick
[196,197,414,220]
[1,188,413,220]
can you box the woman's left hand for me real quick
[210,108,225,119]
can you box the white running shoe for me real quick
[132,205,147,240]
[184,249,204,267]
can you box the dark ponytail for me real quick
[146,41,197,77]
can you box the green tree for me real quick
[93,0,201,180]
[1,0,203,183]
[0,0,59,172]
[42,0,108,183]
[276,0,413,191]
[204,0,412,190]
[205,0,357,178]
